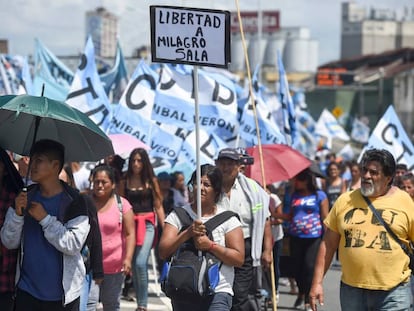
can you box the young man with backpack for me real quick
[159,164,244,311]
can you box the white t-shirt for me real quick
[165,204,241,296]
[269,193,284,242]
[73,165,91,192]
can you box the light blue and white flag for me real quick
[338,143,355,161]
[351,117,370,144]
[239,66,285,146]
[0,55,20,95]
[109,104,151,144]
[33,39,73,100]
[100,40,128,104]
[181,129,228,170]
[20,56,34,95]
[153,64,239,140]
[66,37,112,131]
[149,125,184,163]
[361,105,414,170]
[118,59,158,119]
[278,51,297,145]
[295,122,317,159]
[315,109,350,142]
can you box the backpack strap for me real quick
[173,207,194,230]
[204,211,239,237]
[115,194,123,224]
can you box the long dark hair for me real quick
[126,148,156,185]
[295,168,318,194]
[0,148,23,193]
[125,148,161,202]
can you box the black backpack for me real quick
[160,208,239,300]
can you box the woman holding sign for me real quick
[159,164,244,311]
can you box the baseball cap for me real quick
[216,148,241,161]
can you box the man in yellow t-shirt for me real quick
[309,149,414,311]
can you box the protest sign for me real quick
[150,6,230,68]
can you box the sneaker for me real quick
[121,295,135,302]
[279,277,290,286]
[293,296,305,309]
[304,304,312,311]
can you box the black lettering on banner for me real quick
[160,78,176,90]
[151,143,177,158]
[78,54,87,70]
[175,128,190,140]
[48,62,73,84]
[212,81,234,106]
[247,99,257,111]
[381,123,397,145]
[125,74,157,110]
[265,133,278,144]
[84,104,109,127]
[396,141,414,164]
[381,123,414,167]
[200,135,214,159]
[151,156,167,169]
[160,71,195,101]
[67,77,98,100]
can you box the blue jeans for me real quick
[88,280,100,311]
[340,281,411,311]
[172,292,232,311]
[132,221,155,308]
[79,272,92,311]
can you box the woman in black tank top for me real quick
[118,148,165,311]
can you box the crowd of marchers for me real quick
[1,141,414,311]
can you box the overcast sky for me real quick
[0,0,412,65]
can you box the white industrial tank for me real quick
[283,38,309,72]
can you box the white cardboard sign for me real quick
[150,6,230,68]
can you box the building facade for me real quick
[86,7,118,58]
[341,2,414,59]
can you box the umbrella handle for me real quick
[24,116,41,187]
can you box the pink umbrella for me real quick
[108,134,150,156]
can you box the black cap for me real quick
[216,148,241,161]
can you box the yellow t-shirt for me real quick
[325,188,414,290]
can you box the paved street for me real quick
[276,265,341,310]
[112,263,342,311]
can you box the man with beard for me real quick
[309,149,414,311]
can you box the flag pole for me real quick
[193,65,202,258]
[235,0,277,310]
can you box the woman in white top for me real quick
[159,164,244,311]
